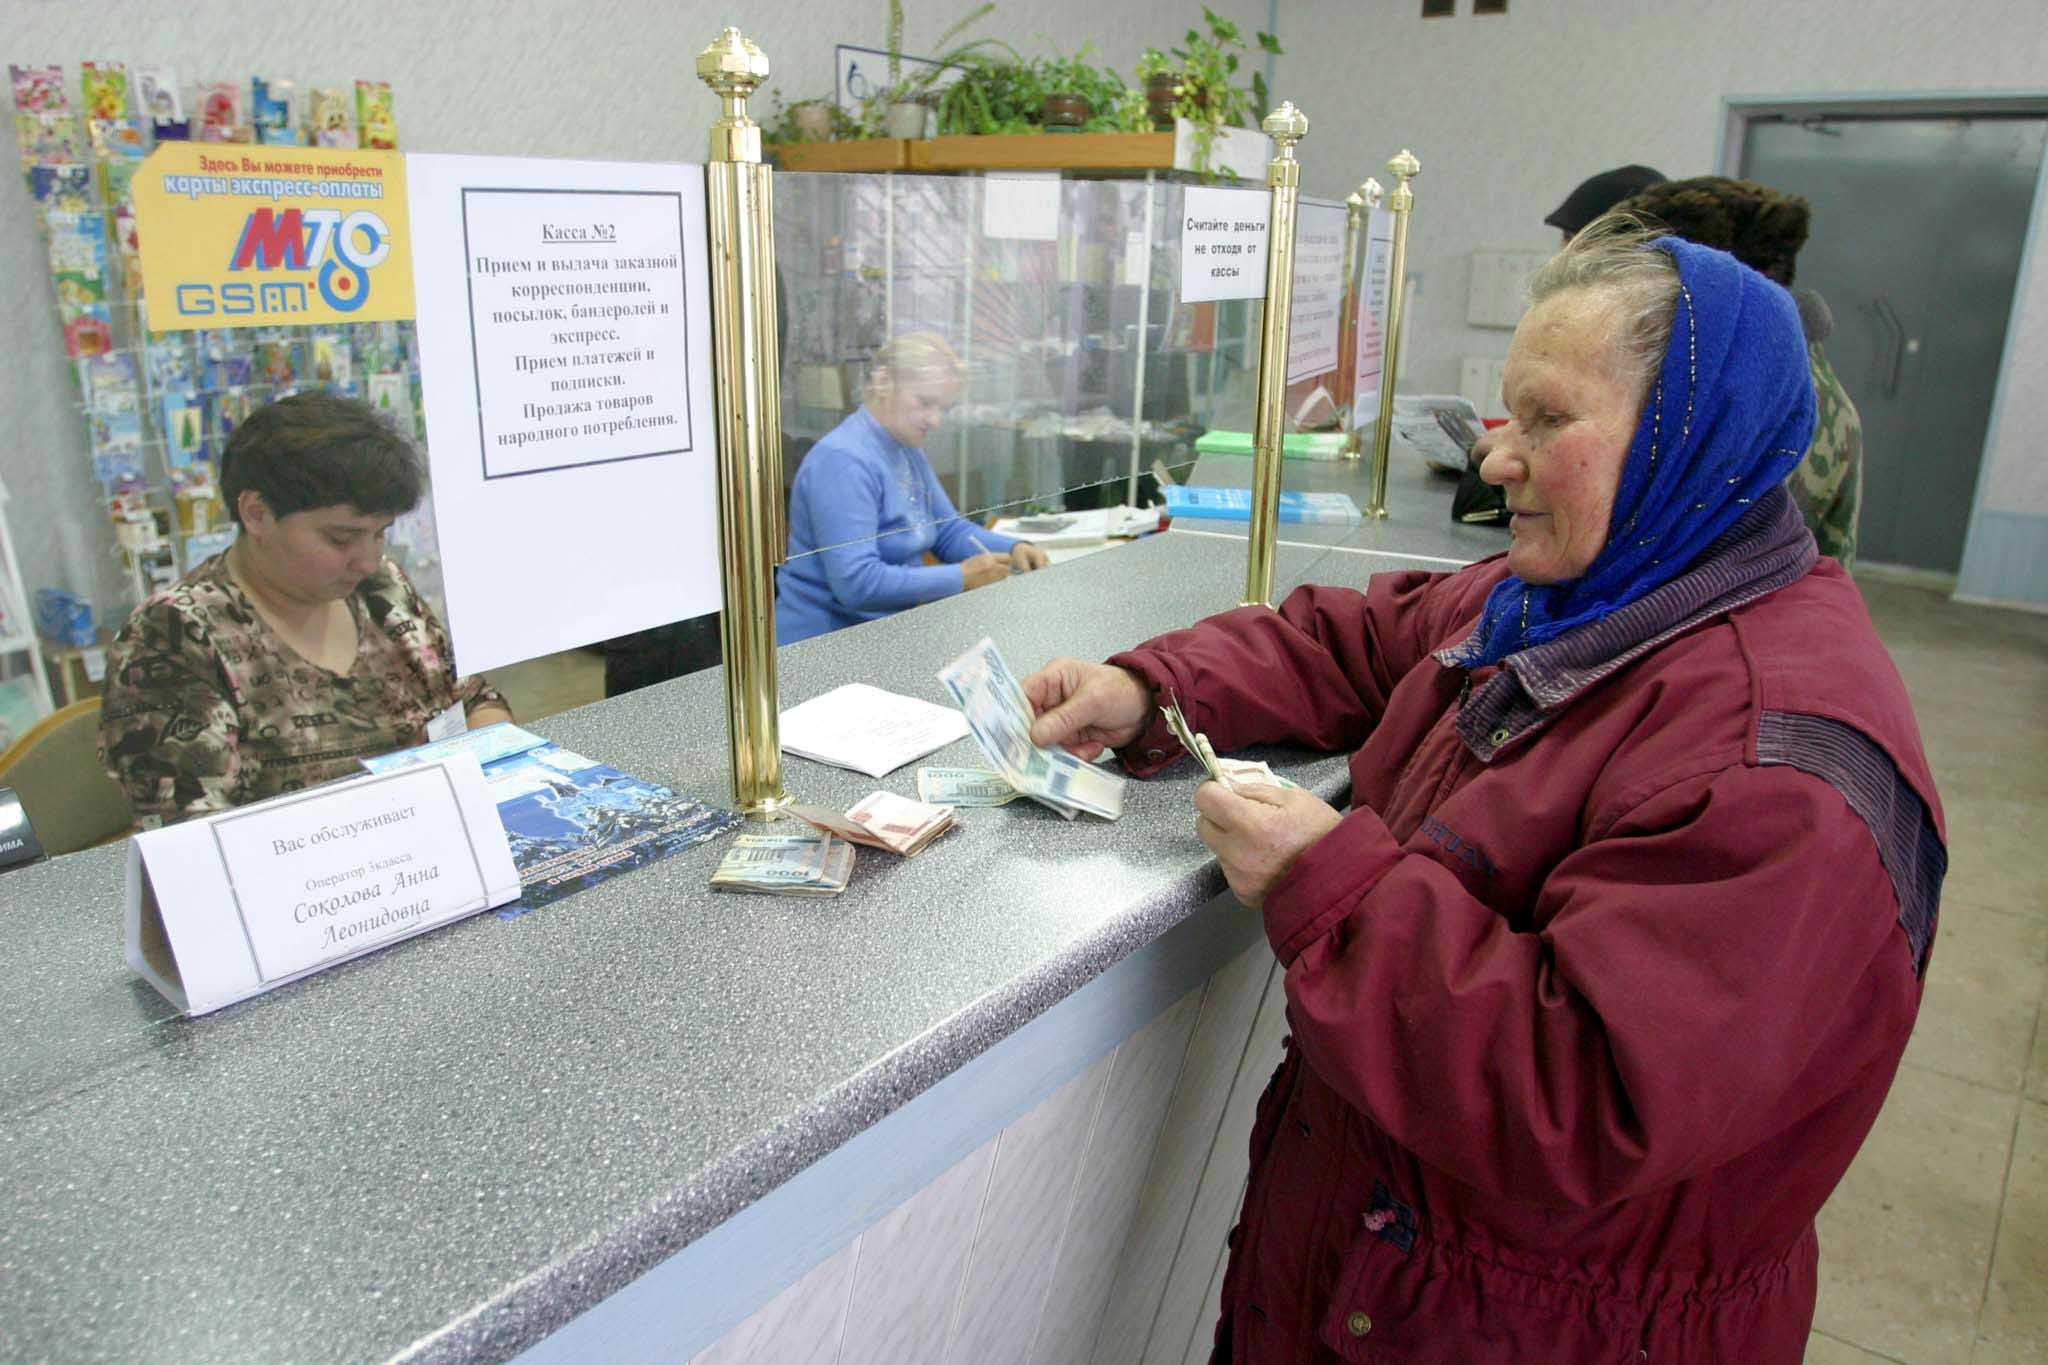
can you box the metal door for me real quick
[1740,113,2046,572]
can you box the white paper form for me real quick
[407,154,721,675]
[780,683,971,779]
[1351,203,1396,428]
[983,173,1061,242]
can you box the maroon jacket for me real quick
[1113,493,1944,1364]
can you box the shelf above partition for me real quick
[768,123,1270,179]
[768,140,912,173]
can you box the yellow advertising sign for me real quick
[132,142,415,330]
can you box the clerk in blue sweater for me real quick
[777,331,1049,644]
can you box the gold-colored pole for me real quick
[1336,184,1364,446]
[698,29,792,817]
[1365,150,1419,521]
[1340,177,1382,462]
[1241,102,1309,609]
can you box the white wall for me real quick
[1271,0,2048,593]
[2,0,1267,620]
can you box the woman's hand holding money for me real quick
[1192,781,1345,910]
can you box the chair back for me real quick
[0,697,131,855]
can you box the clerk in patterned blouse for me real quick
[775,331,1050,645]
[99,392,514,830]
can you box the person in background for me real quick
[776,331,1049,645]
[1544,162,1667,240]
[100,392,512,829]
[1617,175,1864,567]
[1024,223,1941,1362]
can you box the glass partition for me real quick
[773,169,1263,640]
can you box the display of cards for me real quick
[133,64,182,120]
[15,110,85,166]
[99,156,141,206]
[10,65,67,115]
[254,337,298,386]
[354,79,396,149]
[161,387,208,467]
[308,87,356,147]
[80,63,129,121]
[28,164,93,214]
[89,407,143,483]
[87,117,147,160]
[196,80,242,138]
[79,352,140,411]
[368,372,416,437]
[213,386,259,446]
[251,76,294,130]
[311,334,353,387]
[47,210,109,309]
[143,330,197,390]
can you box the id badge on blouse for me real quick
[426,702,469,743]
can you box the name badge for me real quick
[425,701,468,743]
[125,754,519,1016]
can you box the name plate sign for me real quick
[125,755,519,1015]
[1179,186,1270,304]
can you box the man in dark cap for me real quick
[1544,164,1667,238]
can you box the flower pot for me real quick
[885,100,929,139]
[792,103,835,141]
[1041,92,1090,132]
[1145,73,1181,130]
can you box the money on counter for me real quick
[787,791,957,858]
[918,766,1020,807]
[710,831,855,896]
[938,637,1126,821]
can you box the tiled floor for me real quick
[1807,577,2048,1365]
[475,586,2048,1365]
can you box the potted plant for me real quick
[1148,6,1283,172]
[873,0,1003,138]
[936,54,1043,136]
[767,93,848,144]
[1033,48,1125,132]
[1136,48,1179,130]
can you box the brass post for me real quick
[1366,150,1419,520]
[698,28,792,817]
[1242,101,1309,609]
[1340,177,1382,462]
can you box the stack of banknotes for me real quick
[938,638,1126,821]
[710,831,855,896]
[1162,694,1294,791]
[917,766,1019,806]
[788,791,957,857]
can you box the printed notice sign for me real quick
[407,154,721,675]
[983,172,1061,242]
[1180,186,1269,303]
[1351,204,1396,429]
[1286,200,1348,383]
[461,187,694,478]
[125,756,519,1015]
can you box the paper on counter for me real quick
[779,682,970,778]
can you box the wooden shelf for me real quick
[911,131,1178,172]
[767,140,911,173]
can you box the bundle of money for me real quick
[938,638,1126,821]
[1162,695,1299,792]
[917,766,1019,807]
[710,831,855,896]
[788,791,957,857]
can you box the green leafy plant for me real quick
[765,92,857,144]
[936,54,1044,136]
[870,1,1005,126]
[1152,6,1283,173]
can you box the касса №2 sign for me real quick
[132,141,415,330]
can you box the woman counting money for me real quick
[1023,221,1944,1363]
[776,331,1049,645]
[100,392,512,830]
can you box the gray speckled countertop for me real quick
[0,530,1471,1364]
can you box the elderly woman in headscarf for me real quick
[777,330,1049,645]
[1024,221,1945,1364]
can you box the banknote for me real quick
[1215,757,1298,790]
[917,766,1019,807]
[937,638,1125,821]
[789,793,957,857]
[710,831,853,896]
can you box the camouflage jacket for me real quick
[1790,292,1864,569]
[99,553,504,830]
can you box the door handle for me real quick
[1874,296,1906,399]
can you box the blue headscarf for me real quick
[1453,236,1816,667]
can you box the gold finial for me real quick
[1361,177,1384,209]
[698,27,770,162]
[1386,150,1419,211]
[1262,101,1310,151]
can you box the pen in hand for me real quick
[970,533,1022,574]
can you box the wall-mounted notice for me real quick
[407,155,720,675]
[462,188,694,478]
[1179,186,1269,303]
[1351,203,1396,428]
[1285,200,1348,383]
